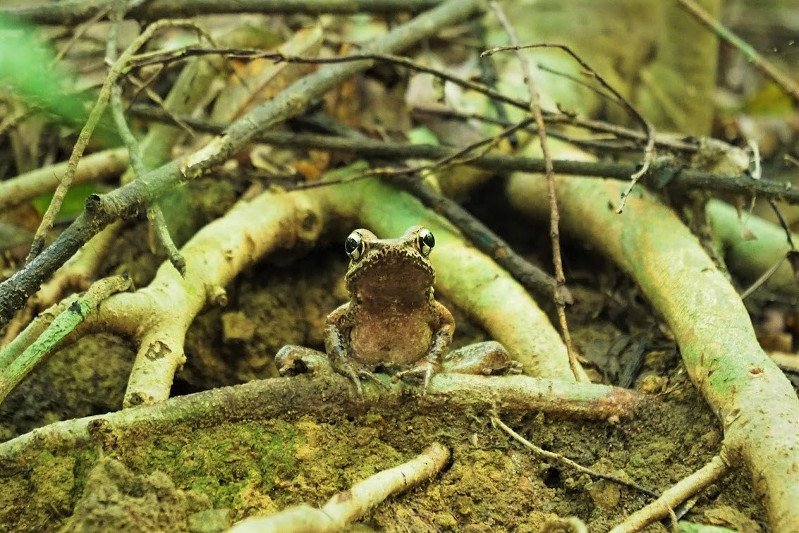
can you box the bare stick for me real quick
[608,453,731,533]
[106,9,186,276]
[482,42,656,214]
[0,298,76,370]
[488,2,585,382]
[0,148,128,212]
[492,417,659,498]
[4,0,443,25]
[132,106,799,203]
[677,0,799,104]
[229,442,450,533]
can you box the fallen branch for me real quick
[5,0,443,25]
[138,108,799,204]
[0,148,128,212]
[228,442,451,533]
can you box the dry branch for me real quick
[0,148,128,212]
[5,0,442,26]
[0,275,131,404]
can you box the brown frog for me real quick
[276,226,521,393]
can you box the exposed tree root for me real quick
[608,451,731,533]
[507,173,799,529]
[0,369,638,461]
[228,442,451,533]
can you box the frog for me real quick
[275,226,522,393]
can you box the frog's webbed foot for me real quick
[393,361,439,395]
[276,346,388,394]
[331,355,391,395]
[275,345,331,376]
[443,341,522,375]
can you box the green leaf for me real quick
[32,183,107,223]
[0,15,116,143]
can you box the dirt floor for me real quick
[0,214,769,532]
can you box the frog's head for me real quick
[343,226,436,300]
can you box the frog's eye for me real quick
[345,231,365,261]
[418,228,435,256]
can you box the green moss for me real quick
[130,420,301,513]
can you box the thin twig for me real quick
[491,417,659,498]
[482,42,656,213]
[131,105,799,203]
[677,0,799,104]
[106,8,186,276]
[489,2,585,381]
[293,116,539,191]
[53,5,111,63]
[739,255,786,300]
[3,0,443,25]
[768,199,796,251]
[26,19,207,262]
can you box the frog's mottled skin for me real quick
[276,226,521,393]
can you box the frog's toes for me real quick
[393,362,437,394]
[275,345,330,376]
[507,361,524,375]
[358,369,391,391]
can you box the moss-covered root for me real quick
[308,177,576,381]
[0,275,131,405]
[507,174,799,529]
[707,199,799,296]
[0,372,637,461]
[93,190,322,407]
[229,442,450,533]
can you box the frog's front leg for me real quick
[443,341,523,375]
[394,301,454,393]
[324,304,385,394]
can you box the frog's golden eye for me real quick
[418,228,435,256]
[345,231,365,261]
